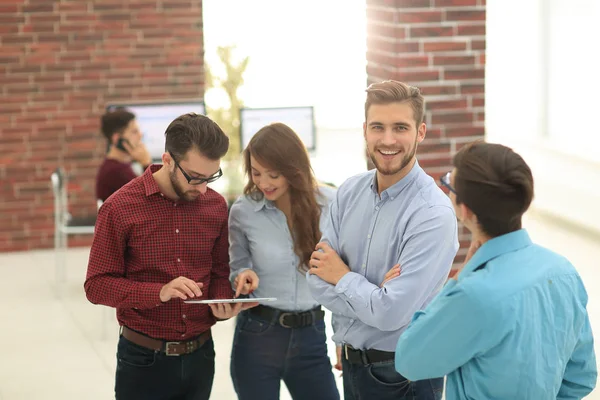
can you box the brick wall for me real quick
[0,0,205,252]
[365,0,486,273]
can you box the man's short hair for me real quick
[453,141,534,237]
[164,113,229,161]
[101,108,136,141]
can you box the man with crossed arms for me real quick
[307,80,459,400]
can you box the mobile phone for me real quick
[116,138,131,153]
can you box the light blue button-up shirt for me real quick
[228,185,337,312]
[307,161,459,351]
[395,229,597,400]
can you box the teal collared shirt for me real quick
[395,229,597,399]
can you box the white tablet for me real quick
[183,297,277,304]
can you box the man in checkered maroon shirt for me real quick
[85,113,257,400]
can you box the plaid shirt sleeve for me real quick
[84,201,164,309]
[208,202,234,300]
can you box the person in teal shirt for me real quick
[395,141,597,399]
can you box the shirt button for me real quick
[390,197,395,200]
[182,314,187,319]
[375,206,380,211]
[176,229,179,233]
[177,258,181,262]
[174,203,177,207]
[367,234,371,239]
[181,334,185,338]
[362,263,366,267]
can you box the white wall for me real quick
[486,0,600,234]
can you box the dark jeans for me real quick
[115,335,215,400]
[230,310,340,400]
[342,356,443,400]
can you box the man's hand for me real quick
[209,302,259,320]
[334,345,342,371]
[465,239,482,264]
[234,270,259,298]
[123,140,152,167]
[452,239,482,280]
[308,242,351,285]
[380,264,401,287]
[160,276,203,302]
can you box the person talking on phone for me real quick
[96,108,153,202]
[228,123,340,400]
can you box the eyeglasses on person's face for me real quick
[169,152,222,185]
[440,171,456,195]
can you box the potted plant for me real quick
[205,46,249,208]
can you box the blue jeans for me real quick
[230,310,340,400]
[115,335,215,400]
[342,356,443,400]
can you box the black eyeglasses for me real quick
[440,171,456,195]
[169,152,223,185]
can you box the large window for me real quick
[203,0,367,129]
[546,0,600,161]
[487,0,600,235]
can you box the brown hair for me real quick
[101,108,135,141]
[365,80,425,126]
[243,123,321,271]
[453,141,534,237]
[164,113,229,160]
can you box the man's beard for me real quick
[169,169,200,202]
[369,138,417,176]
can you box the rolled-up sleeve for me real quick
[327,205,458,331]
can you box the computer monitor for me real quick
[106,100,205,160]
[239,106,316,151]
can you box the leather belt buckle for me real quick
[165,342,181,356]
[279,313,293,328]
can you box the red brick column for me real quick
[0,0,205,252]
[366,0,486,271]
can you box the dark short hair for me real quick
[101,108,135,140]
[164,113,229,161]
[453,141,534,237]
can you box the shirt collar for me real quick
[370,159,422,199]
[460,229,533,278]
[252,186,329,212]
[143,164,163,197]
[253,195,276,212]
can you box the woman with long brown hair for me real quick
[228,123,339,400]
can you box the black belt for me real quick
[248,305,324,328]
[344,344,395,365]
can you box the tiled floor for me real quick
[0,211,597,399]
